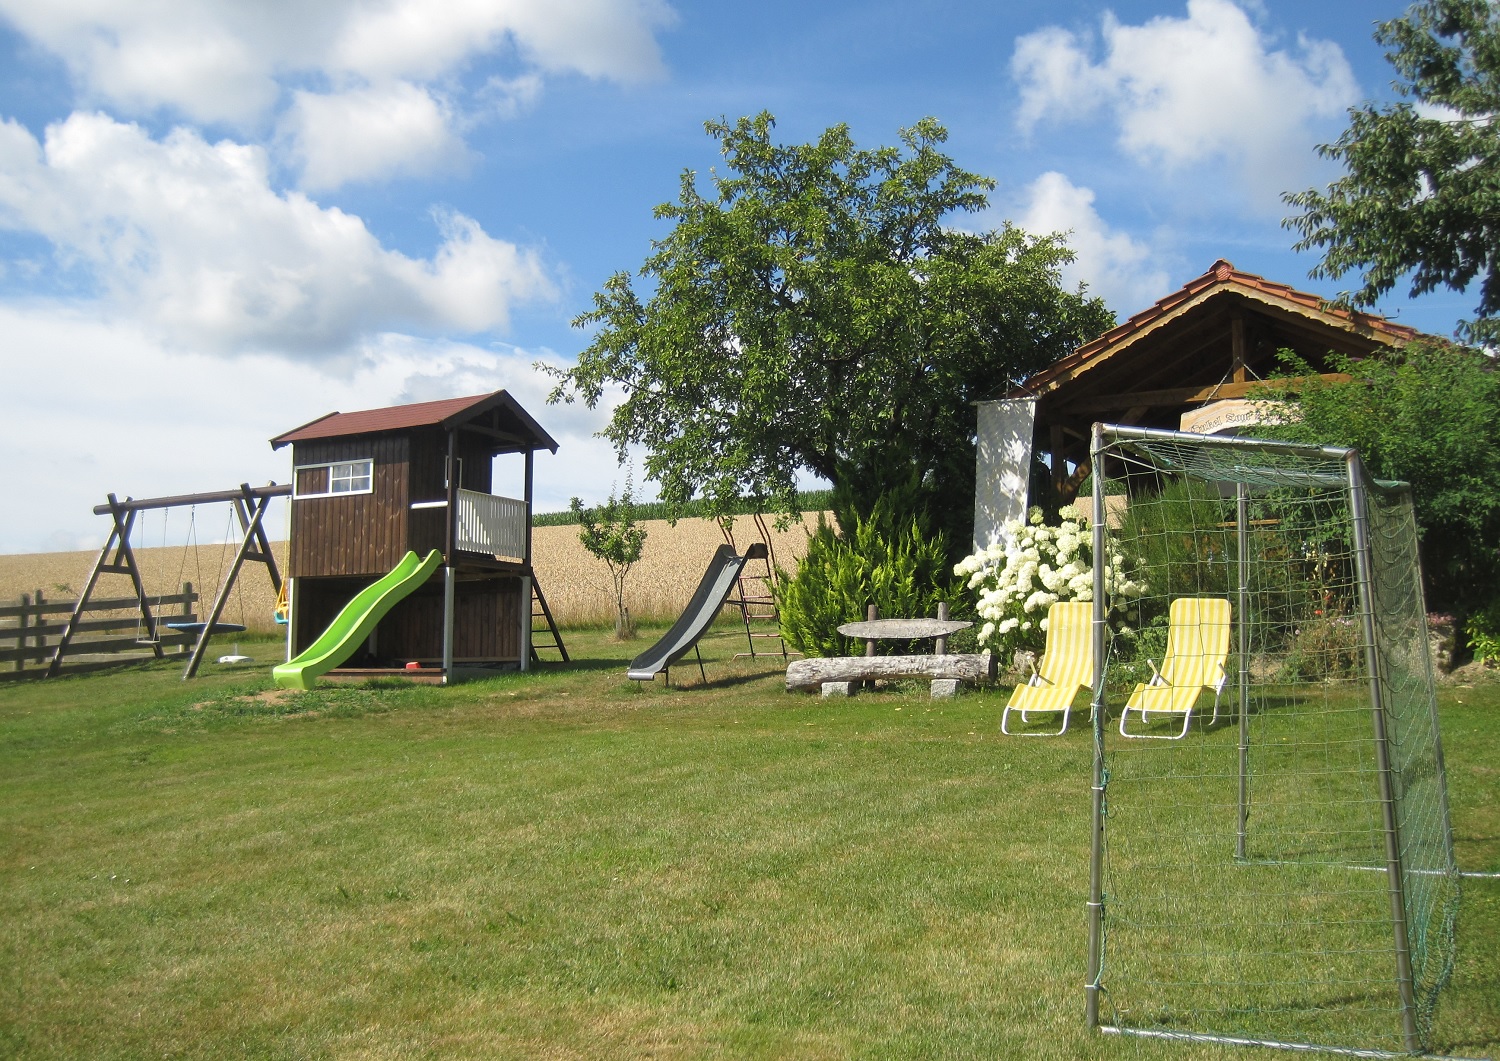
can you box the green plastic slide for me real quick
[273,549,443,690]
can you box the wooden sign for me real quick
[1180,398,1286,437]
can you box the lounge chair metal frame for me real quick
[1000,600,1094,736]
[1118,596,1231,740]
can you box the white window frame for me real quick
[294,458,374,499]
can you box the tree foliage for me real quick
[570,478,647,638]
[548,113,1112,555]
[1284,0,1500,344]
[1266,340,1500,646]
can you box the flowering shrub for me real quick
[954,508,1142,661]
[1281,614,1362,682]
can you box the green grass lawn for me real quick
[1,629,1496,1060]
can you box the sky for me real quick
[0,0,1476,555]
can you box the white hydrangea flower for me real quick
[954,514,1139,659]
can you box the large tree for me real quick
[1284,0,1500,344]
[548,113,1112,555]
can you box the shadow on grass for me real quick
[534,657,629,675]
[646,668,787,692]
[1083,691,1317,739]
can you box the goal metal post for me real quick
[1083,423,1459,1057]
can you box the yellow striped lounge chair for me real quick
[1119,597,1232,740]
[1001,601,1094,736]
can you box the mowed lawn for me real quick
[1,629,1496,1060]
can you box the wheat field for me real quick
[0,514,829,633]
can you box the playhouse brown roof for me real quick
[269,389,558,453]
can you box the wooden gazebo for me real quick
[270,389,565,680]
[974,260,1429,544]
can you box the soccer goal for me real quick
[1083,424,1460,1057]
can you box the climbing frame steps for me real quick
[720,513,788,661]
[529,577,569,663]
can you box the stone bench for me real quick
[786,651,996,697]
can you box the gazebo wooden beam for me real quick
[1057,373,1349,415]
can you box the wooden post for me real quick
[47,495,138,676]
[864,604,877,690]
[520,448,534,673]
[935,602,950,656]
[442,428,457,684]
[1051,423,1067,508]
[107,495,164,661]
[181,581,194,646]
[16,592,29,673]
[34,590,44,668]
[1231,312,1247,384]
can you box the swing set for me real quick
[45,483,291,680]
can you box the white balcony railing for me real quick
[455,488,527,560]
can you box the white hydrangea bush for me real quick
[954,507,1143,659]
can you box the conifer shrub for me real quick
[775,500,960,658]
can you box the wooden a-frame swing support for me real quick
[46,483,292,681]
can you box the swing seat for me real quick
[166,621,247,635]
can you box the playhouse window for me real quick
[331,461,372,493]
[294,458,373,499]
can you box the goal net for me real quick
[1084,424,1459,1056]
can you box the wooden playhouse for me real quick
[270,390,565,681]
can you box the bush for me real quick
[775,502,960,658]
[1466,605,1500,667]
[1113,478,1237,606]
[1281,614,1362,682]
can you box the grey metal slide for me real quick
[627,543,759,684]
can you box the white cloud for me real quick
[0,113,555,355]
[0,303,624,553]
[0,1,319,127]
[1013,172,1170,315]
[281,81,471,190]
[1011,26,1112,129]
[475,73,545,121]
[1011,0,1357,208]
[0,0,676,189]
[328,0,675,84]
[0,0,675,128]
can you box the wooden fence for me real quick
[0,584,198,673]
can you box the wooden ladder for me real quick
[721,514,787,661]
[529,577,569,664]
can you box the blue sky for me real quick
[0,0,1473,553]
